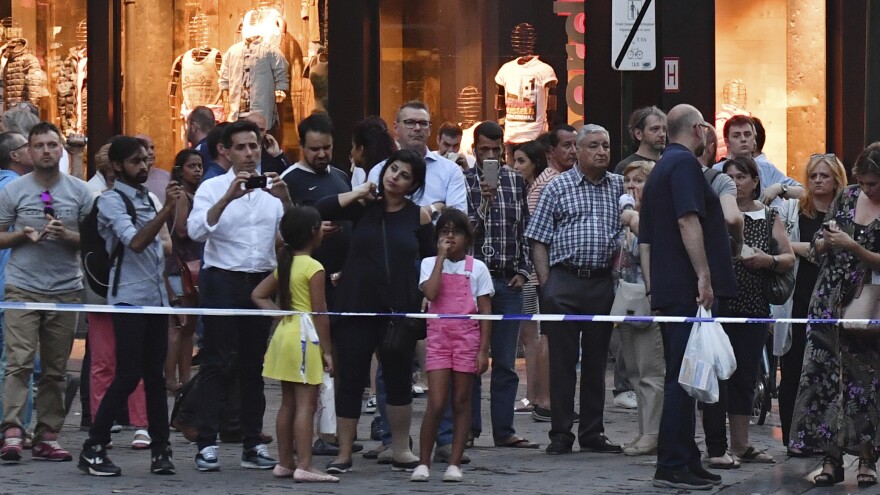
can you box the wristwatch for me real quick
[780,184,789,198]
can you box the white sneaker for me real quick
[410,464,430,481]
[443,465,463,482]
[613,390,638,409]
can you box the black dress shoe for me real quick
[580,434,622,453]
[545,437,573,455]
[690,464,722,485]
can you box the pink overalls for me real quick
[426,256,482,374]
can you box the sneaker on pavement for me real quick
[241,444,277,469]
[433,443,471,464]
[195,445,220,472]
[312,438,340,456]
[364,395,377,414]
[32,438,73,462]
[1,428,23,463]
[410,464,430,481]
[443,464,463,482]
[613,390,638,409]
[78,443,121,477]
[531,406,551,422]
[151,447,176,475]
[652,468,713,490]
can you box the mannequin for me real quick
[56,19,88,135]
[494,23,558,146]
[714,79,751,162]
[168,14,225,132]
[302,0,328,113]
[1,36,49,112]
[219,29,290,126]
[242,5,287,50]
[456,85,483,161]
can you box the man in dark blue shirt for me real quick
[639,104,737,490]
[186,106,217,167]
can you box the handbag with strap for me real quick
[841,269,880,332]
[762,206,796,305]
[380,214,426,353]
[611,229,651,326]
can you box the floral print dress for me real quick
[789,185,880,455]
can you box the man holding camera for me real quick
[462,121,533,448]
[186,120,292,472]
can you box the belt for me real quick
[553,263,611,279]
[205,266,271,282]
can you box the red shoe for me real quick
[32,433,73,462]
[1,428,24,463]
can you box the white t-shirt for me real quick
[494,57,558,143]
[419,256,495,304]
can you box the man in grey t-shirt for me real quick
[0,122,93,464]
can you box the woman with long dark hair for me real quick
[350,116,397,187]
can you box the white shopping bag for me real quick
[678,307,737,403]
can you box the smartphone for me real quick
[482,159,500,188]
[822,221,834,231]
[244,175,268,189]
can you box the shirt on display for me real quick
[494,56,557,143]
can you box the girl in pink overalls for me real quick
[411,209,493,483]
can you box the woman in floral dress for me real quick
[790,143,880,487]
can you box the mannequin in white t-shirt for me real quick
[494,23,558,158]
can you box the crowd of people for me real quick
[0,99,878,490]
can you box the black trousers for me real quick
[87,311,169,454]
[540,268,614,446]
[778,322,808,446]
[192,268,271,451]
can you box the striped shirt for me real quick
[525,166,624,269]
[464,166,532,278]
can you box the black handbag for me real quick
[379,215,426,353]
[762,206,795,305]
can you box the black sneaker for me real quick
[652,467,713,490]
[690,464,722,485]
[241,444,277,469]
[78,443,122,477]
[545,437,573,455]
[151,448,176,475]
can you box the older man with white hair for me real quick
[525,124,624,456]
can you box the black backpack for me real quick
[79,190,137,298]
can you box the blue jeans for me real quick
[470,278,522,441]
[657,303,703,472]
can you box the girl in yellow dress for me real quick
[252,206,336,483]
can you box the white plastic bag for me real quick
[678,307,737,403]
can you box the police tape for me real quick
[0,301,876,326]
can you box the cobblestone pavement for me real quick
[0,339,857,494]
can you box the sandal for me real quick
[814,455,844,487]
[514,398,534,414]
[736,446,774,464]
[859,458,878,488]
[131,430,151,450]
[494,436,539,449]
[707,453,742,470]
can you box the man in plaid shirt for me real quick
[458,121,536,448]
[525,124,625,455]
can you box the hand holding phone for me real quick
[242,175,270,190]
[482,159,500,189]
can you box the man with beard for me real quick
[78,136,182,477]
[0,122,93,464]
[614,106,667,174]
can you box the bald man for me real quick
[243,112,292,175]
[639,104,737,490]
[136,134,171,203]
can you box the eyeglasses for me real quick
[811,153,838,161]
[693,122,711,131]
[12,142,28,152]
[400,119,431,129]
[438,227,467,237]
[40,190,54,217]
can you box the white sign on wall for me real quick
[664,58,680,92]
[611,0,657,71]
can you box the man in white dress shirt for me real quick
[186,120,292,472]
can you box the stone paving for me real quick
[0,339,863,494]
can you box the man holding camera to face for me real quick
[185,120,292,472]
